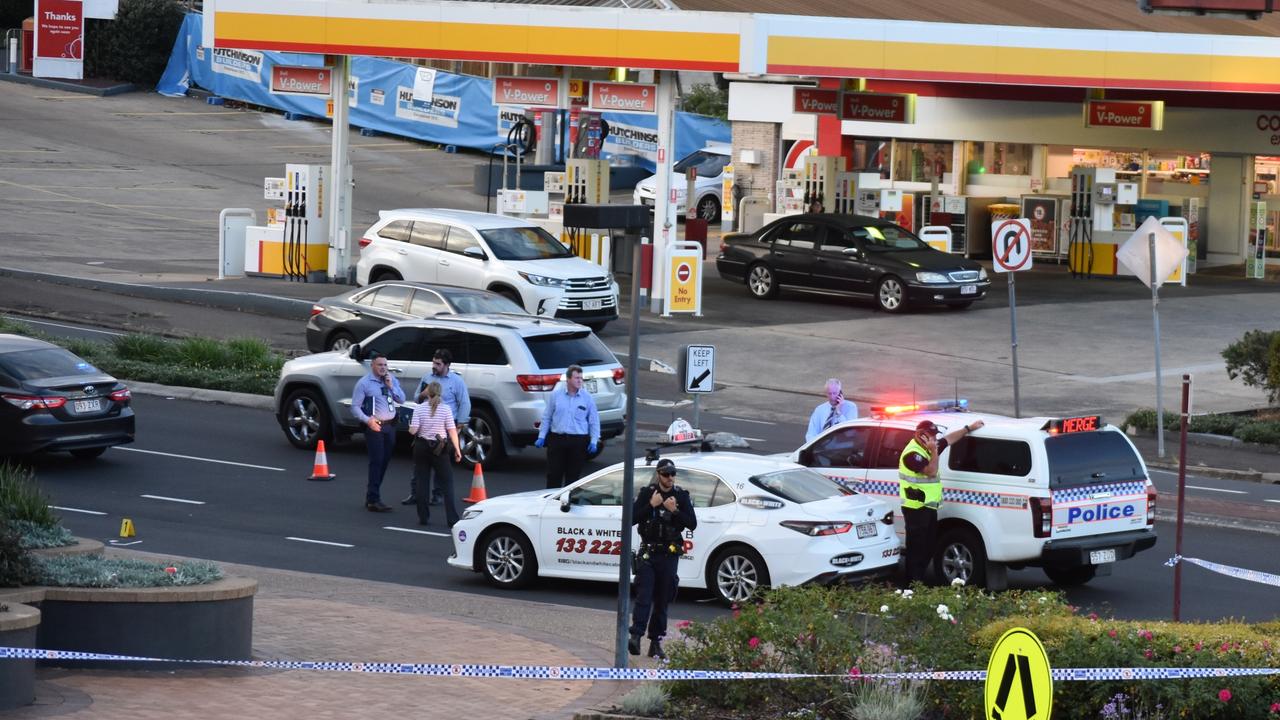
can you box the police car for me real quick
[783,401,1157,590]
[447,451,901,604]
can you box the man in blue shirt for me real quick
[402,348,472,506]
[805,378,858,442]
[351,351,405,512]
[535,364,600,489]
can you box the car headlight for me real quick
[518,272,567,288]
[979,267,989,281]
[606,272,615,286]
[916,271,949,284]
[461,508,483,520]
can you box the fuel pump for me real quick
[244,163,329,281]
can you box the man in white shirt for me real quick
[805,378,858,442]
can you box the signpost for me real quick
[992,218,1033,418]
[33,0,84,80]
[680,344,715,429]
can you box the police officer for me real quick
[898,418,984,584]
[629,458,697,660]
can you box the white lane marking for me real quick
[384,526,451,538]
[286,537,353,548]
[49,505,107,516]
[113,447,285,471]
[637,398,691,408]
[742,437,767,443]
[109,540,143,546]
[141,494,205,505]
[1265,499,1280,504]
[1187,485,1247,495]
[2,316,124,336]
[721,416,777,426]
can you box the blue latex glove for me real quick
[588,440,598,454]
[534,437,545,448]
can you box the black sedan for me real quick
[305,281,526,353]
[715,214,991,312]
[0,334,135,459]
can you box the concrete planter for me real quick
[0,603,40,710]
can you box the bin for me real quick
[684,218,708,258]
[20,17,33,73]
[987,203,1021,222]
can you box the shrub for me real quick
[618,683,669,717]
[13,520,75,549]
[1188,413,1245,436]
[175,336,234,368]
[84,0,186,87]
[1122,409,1178,433]
[226,337,278,371]
[1223,329,1280,405]
[112,333,176,362]
[681,83,728,120]
[1234,421,1280,445]
[0,462,60,527]
[0,517,37,588]
[35,556,223,587]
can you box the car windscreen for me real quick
[448,294,525,315]
[853,225,928,252]
[0,347,101,381]
[1045,430,1146,488]
[748,468,852,504]
[479,226,574,261]
[525,332,615,370]
[673,150,729,177]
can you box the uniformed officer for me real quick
[629,458,697,660]
[898,418,984,584]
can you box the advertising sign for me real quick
[1084,100,1165,130]
[1021,196,1060,255]
[270,65,333,96]
[721,164,735,222]
[840,92,915,123]
[412,67,437,111]
[33,0,84,80]
[1183,197,1200,274]
[588,81,657,114]
[210,47,263,82]
[1248,200,1268,279]
[494,76,559,107]
[793,87,839,115]
[396,86,461,128]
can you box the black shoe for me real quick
[627,634,641,656]
[401,494,417,506]
[429,492,443,506]
[365,502,392,513]
[647,640,666,660]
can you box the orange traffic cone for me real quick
[307,440,336,481]
[463,463,488,504]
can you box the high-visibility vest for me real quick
[898,438,942,510]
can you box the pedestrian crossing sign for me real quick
[985,627,1052,720]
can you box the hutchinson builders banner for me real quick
[157,13,727,170]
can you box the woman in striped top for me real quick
[408,381,462,527]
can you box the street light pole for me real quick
[614,237,644,667]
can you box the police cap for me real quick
[915,420,940,437]
[655,458,677,476]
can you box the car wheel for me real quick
[282,388,331,450]
[494,288,523,308]
[1044,565,1097,587]
[933,527,987,588]
[326,330,356,352]
[947,301,974,310]
[481,527,537,589]
[696,195,721,223]
[69,447,107,460]
[372,269,402,283]
[462,407,506,467]
[876,275,908,313]
[710,545,770,605]
[746,263,779,300]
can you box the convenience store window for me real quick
[891,141,953,182]
[966,142,1033,177]
[851,138,892,176]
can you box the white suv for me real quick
[356,209,620,332]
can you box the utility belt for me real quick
[637,541,681,561]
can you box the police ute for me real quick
[448,451,901,604]
[784,401,1157,590]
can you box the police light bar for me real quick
[1042,415,1102,434]
[869,398,968,419]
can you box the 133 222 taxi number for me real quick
[555,537,623,555]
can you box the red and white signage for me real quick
[1084,100,1165,130]
[588,81,657,114]
[494,76,560,108]
[33,0,84,80]
[793,87,840,115]
[270,65,333,96]
[840,92,916,124]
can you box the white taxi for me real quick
[448,451,901,604]
[783,402,1157,590]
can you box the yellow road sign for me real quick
[985,627,1053,720]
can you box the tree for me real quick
[681,83,728,120]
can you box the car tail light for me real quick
[719,242,729,252]
[880,510,895,525]
[612,367,625,385]
[779,520,852,537]
[1146,484,1157,525]
[1030,497,1052,538]
[2,394,67,411]
[517,373,562,392]
[358,235,373,248]
[310,304,325,317]
[109,387,131,403]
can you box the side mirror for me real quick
[798,448,814,466]
[560,497,572,512]
[348,344,362,360]
[841,247,862,257]
[463,246,487,260]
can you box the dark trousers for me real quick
[545,432,589,489]
[413,439,458,527]
[630,553,680,641]
[365,426,397,504]
[902,506,938,584]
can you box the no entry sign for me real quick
[992,219,1033,273]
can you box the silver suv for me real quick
[274,314,627,466]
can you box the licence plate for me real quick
[583,299,603,310]
[855,522,877,539]
[960,284,977,295]
[74,399,102,413]
[1089,548,1117,565]
[585,379,598,393]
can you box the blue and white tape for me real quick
[1165,555,1280,588]
[2,648,1278,682]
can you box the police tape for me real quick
[1165,555,1280,588]
[2,647,1279,682]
